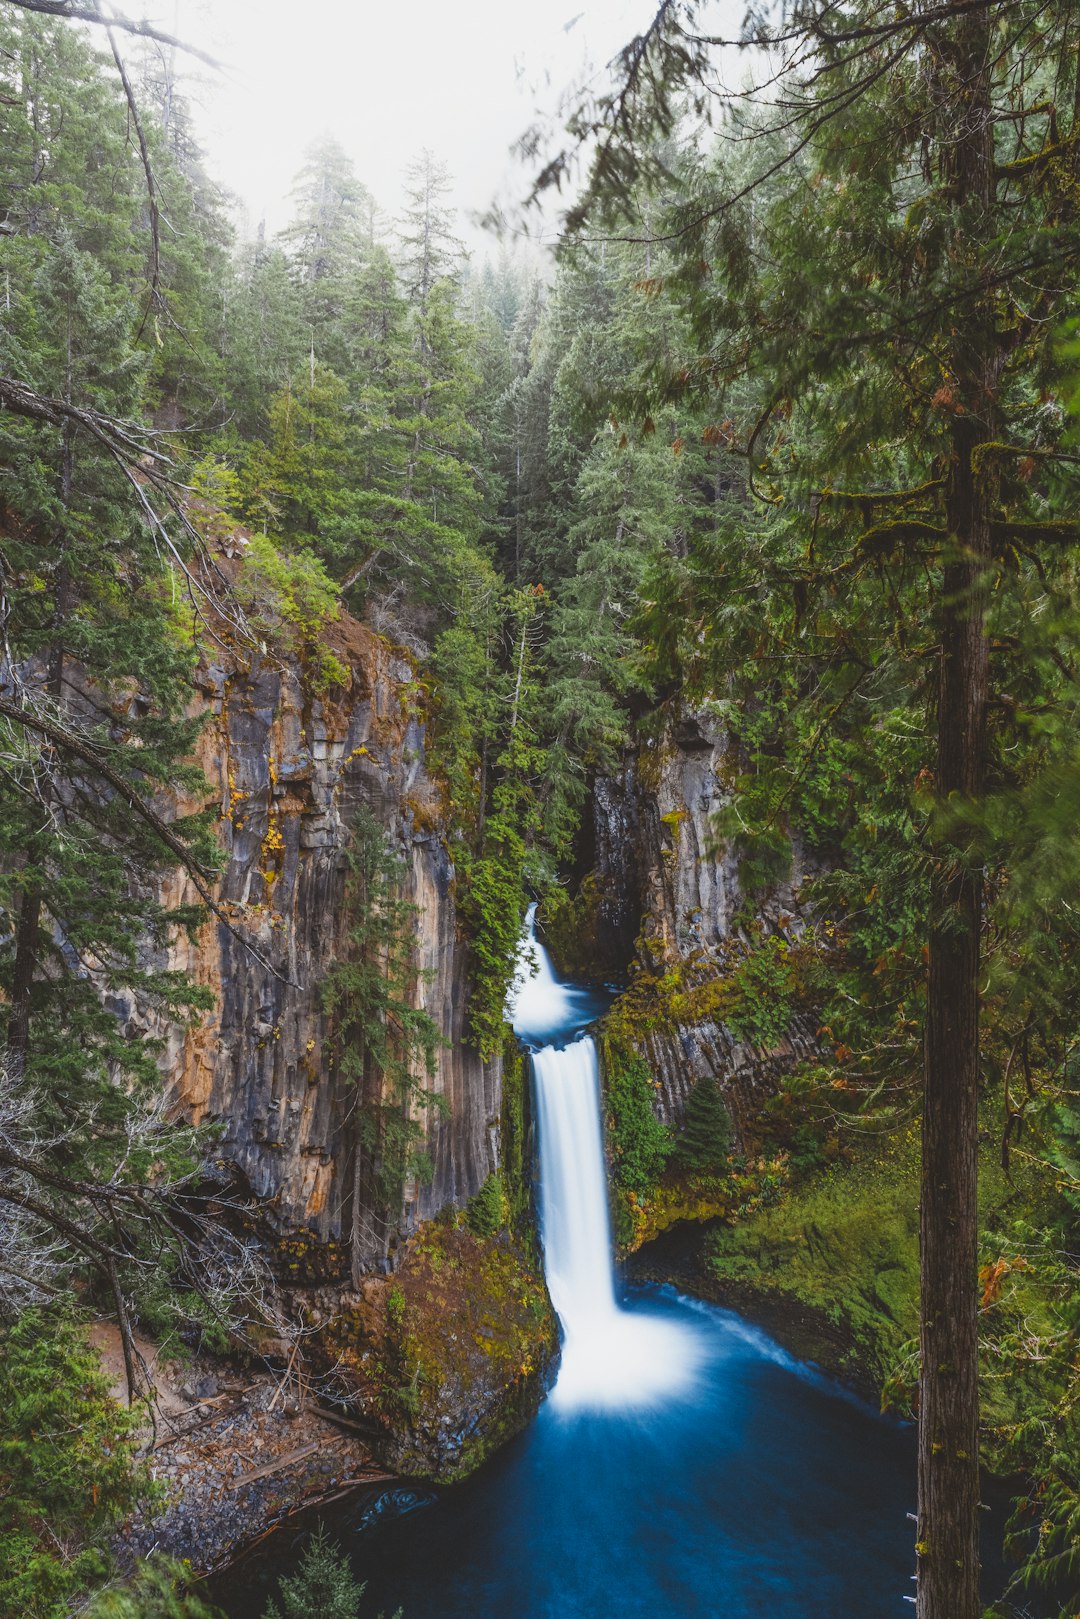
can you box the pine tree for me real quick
[675,1078,732,1175]
[281,136,375,290]
[398,148,463,312]
[262,1526,389,1619]
[0,1309,145,1618]
[322,807,443,1284]
[221,242,308,442]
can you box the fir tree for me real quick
[262,1525,398,1619]
[0,1309,146,1618]
[398,149,463,312]
[221,242,308,442]
[322,807,444,1285]
[675,1078,732,1175]
[281,136,375,289]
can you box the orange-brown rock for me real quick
[131,611,501,1265]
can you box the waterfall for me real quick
[510,907,704,1411]
[533,1036,619,1324]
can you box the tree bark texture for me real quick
[917,10,997,1615]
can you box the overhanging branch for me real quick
[4,0,221,67]
[0,697,294,986]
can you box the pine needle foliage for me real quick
[674,1078,733,1175]
[0,1309,147,1619]
[261,1525,400,1619]
[322,807,444,1285]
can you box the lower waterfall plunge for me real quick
[511,908,704,1410]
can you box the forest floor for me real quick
[90,1324,396,1575]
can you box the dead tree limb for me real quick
[99,3,161,339]
[0,697,294,986]
[3,0,221,67]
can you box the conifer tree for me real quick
[398,148,463,312]
[537,7,1080,1611]
[221,242,309,442]
[282,136,375,290]
[262,1525,397,1619]
[322,807,443,1284]
[675,1078,732,1174]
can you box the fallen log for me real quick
[226,1436,341,1491]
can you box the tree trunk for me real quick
[917,13,996,1615]
[917,427,990,1619]
[350,1048,386,1290]
[350,1129,367,1293]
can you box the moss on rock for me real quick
[540,876,611,980]
[706,1137,921,1387]
[314,1220,557,1483]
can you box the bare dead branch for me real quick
[99,2,161,339]
[3,0,221,68]
[0,696,294,986]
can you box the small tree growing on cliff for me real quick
[323,805,444,1287]
[674,1078,732,1177]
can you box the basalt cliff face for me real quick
[121,612,556,1497]
[132,613,499,1260]
[579,704,820,1142]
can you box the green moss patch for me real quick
[540,875,615,979]
[315,1220,556,1483]
[706,1134,921,1386]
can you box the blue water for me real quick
[357,1293,916,1617]
[209,921,1034,1617]
[211,1283,922,1619]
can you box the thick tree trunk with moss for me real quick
[917,16,997,1616]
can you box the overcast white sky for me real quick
[168,0,659,254]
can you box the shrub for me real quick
[602,1039,672,1198]
[239,534,348,690]
[0,1309,147,1619]
[86,1557,222,1618]
[466,1172,508,1238]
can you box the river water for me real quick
[212,912,1016,1618]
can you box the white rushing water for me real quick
[509,908,705,1411]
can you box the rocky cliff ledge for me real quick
[549,701,821,1145]
[141,612,498,1252]
[113,608,554,1520]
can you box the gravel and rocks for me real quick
[90,1327,394,1576]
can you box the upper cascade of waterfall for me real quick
[510,905,706,1411]
[508,903,599,1046]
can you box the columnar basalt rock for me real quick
[140,614,501,1263]
[590,704,820,1141]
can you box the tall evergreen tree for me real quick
[281,135,375,289]
[322,807,443,1285]
[398,148,463,311]
[536,7,1080,1611]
